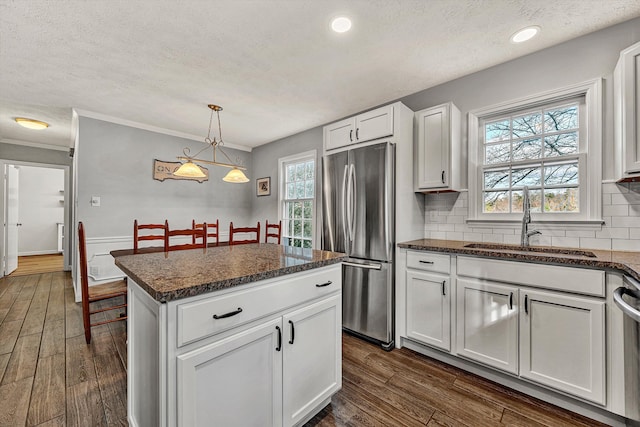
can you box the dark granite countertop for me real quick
[398,239,640,282]
[113,243,346,303]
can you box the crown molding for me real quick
[0,138,69,152]
[73,109,253,152]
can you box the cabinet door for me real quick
[355,104,394,143]
[406,270,451,351]
[519,289,605,404]
[456,278,518,374]
[619,42,640,176]
[324,117,355,151]
[283,295,341,426]
[176,319,283,427]
[415,104,449,190]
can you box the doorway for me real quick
[1,161,70,277]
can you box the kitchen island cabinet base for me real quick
[126,264,342,427]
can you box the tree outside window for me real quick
[281,156,315,248]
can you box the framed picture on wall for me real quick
[256,177,271,196]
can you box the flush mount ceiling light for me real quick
[331,16,352,33]
[510,26,540,43]
[174,104,249,183]
[15,117,49,130]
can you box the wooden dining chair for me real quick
[133,219,166,253]
[192,219,220,246]
[229,222,261,245]
[264,220,282,244]
[78,222,128,344]
[165,220,207,251]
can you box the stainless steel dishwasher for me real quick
[614,275,640,426]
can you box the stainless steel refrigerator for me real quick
[322,141,395,350]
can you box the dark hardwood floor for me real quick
[0,271,609,426]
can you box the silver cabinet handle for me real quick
[343,261,382,270]
[614,286,640,323]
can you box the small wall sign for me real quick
[153,159,209,183]
[256,177,271,196]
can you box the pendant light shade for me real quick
[223,167,250,183]
[174,160,206,178]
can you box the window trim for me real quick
[468,79,602,224]
[277,149,318,248]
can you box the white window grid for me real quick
[281,157,315,248]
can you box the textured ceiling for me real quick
[1,0,640,151]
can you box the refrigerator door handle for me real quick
[343,261,382,270]
[349,164,357,242]
[341,164,349,249]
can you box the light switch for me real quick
[91,196,101,207]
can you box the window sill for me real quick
[466,218,605,231]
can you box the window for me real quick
[279,151,316,248]
[468,80,602,223]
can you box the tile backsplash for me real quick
[423,182,640,251]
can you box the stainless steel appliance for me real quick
[614,275,640,425]
[322,141,395,350]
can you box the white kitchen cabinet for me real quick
[519,288,605,405]
[414,102,462,192]
[406,270,451,351]
[323,104,394,151]
[615,41,640,181]
[177,319,283,427]
[283,295,341,426]
[127,264,342,427]
[455,277,519,374]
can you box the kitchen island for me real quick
[114,243,346,427]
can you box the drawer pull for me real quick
[213,307,243,320]
[419,260,434,265]
[315,281,333,288]
[289,320,295,344]
[275,326,282,351]
[509,292,513,310]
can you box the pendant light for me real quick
[174,104,249,183]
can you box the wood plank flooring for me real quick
[9,254,64,277]
[0,271,609,426]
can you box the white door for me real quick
[355,104,394,143]
[324,117,355,151]
[5,165,19,275]
[282,294,341,427]
[176,319,283,427]
[416,104,449,190]
[519,289,605,404]
[456,278,519,374]
[406,270,451,351]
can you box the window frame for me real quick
[468,79,603,224]
[278,150,318,248]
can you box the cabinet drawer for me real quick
[457,256,604,297]
[176,266,341,347]
[407,251,450,274]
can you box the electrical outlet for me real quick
[91,196,101,207]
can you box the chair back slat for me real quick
[165,221,207,251]
[192,219,220,246]
[134,219,166,253]
[229,222,260,245]
[264,220,282,244]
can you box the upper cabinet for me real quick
[615,41,640,182]
[324,104,394,151]
[414,102,462,192]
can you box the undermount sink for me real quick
[463,243,597,258]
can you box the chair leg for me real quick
[83,301,92,344]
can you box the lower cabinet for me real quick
[455,277,605,404]
[176,294,341,427]
[406,270,451,351]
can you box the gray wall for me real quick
[76,117,253,237]
[0,143,72,166]
[249,127,322,225]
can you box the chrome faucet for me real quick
[521,186,541,247]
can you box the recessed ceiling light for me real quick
[331,16,352,33]
[510,26,540,43]
[14,117,49,130]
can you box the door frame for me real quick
[1,159,71,276]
